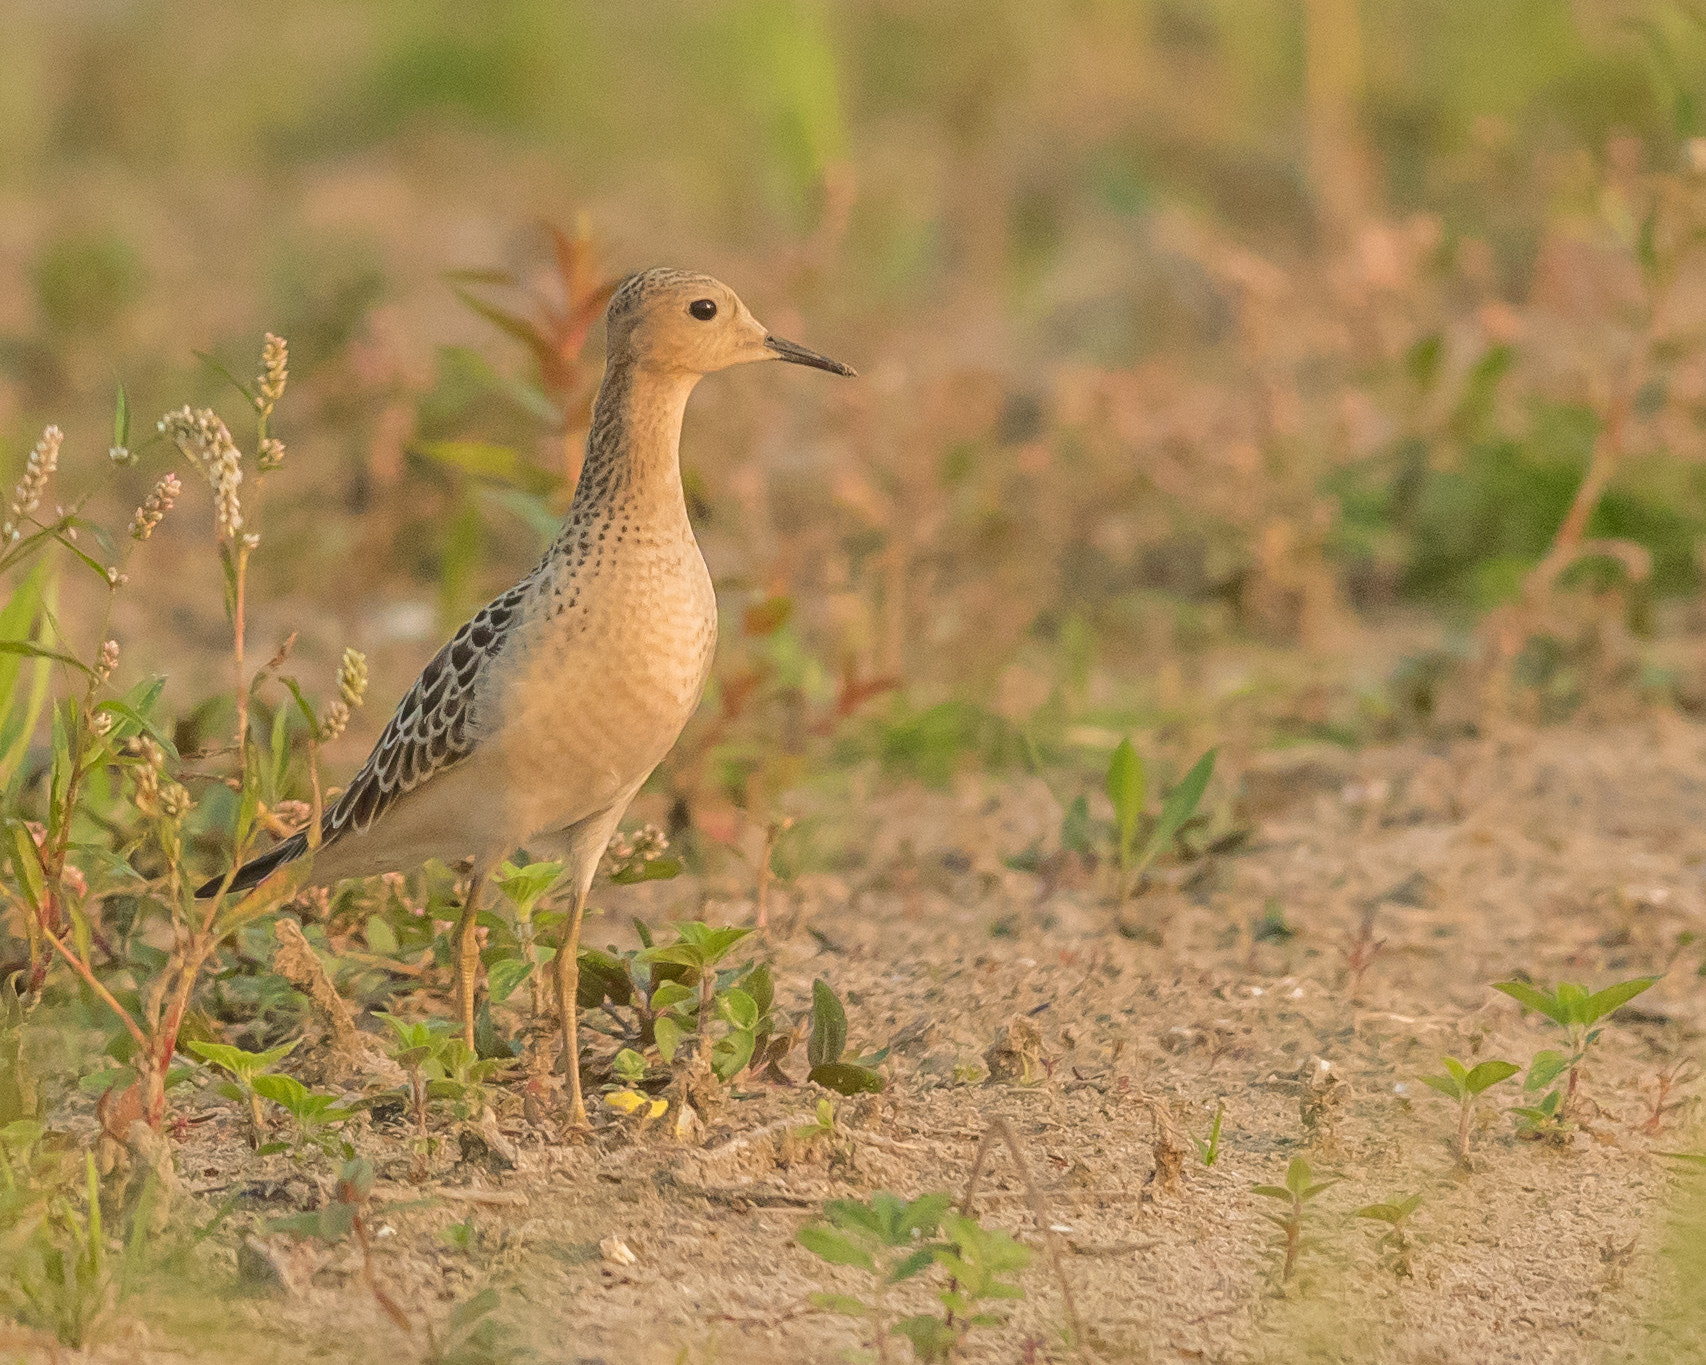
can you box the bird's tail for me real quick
[195,830,310,899]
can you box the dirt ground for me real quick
[36,717,1706,1365]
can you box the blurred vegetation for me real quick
[7,3,1706,753]
[7,0,1706,845]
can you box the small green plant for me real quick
[425,1285,531,1365]
[807,978,887,1095]
[1253,1157,1337,1284]
[576,920,789,1084]
[638,921,754,1067]
[184,1038,298,1148]
[1192,1103,1224,1166]
[440,1214,478,1254]
[798,1191,1030,1363]
[1101,741,1217,900]
[1355,1193,1421,1278]
[489,859,563,1019]
[1493,975,1656,1114]
[791,1097,841,1153]
[1417,1056,1520,1161]
[895,1212,1031,1361]
[376,1013,453,1150]
[270,1157,410,1333]
[1511,1086,1570,1140]
[250,1073,357,1156]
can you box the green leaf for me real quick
[893,1314,959,1359]
[185,1038,297,1083]
[654,1015,684,1063]
[1105,737,1144,866]
[448,1287,500,1332]
[478,485,562,543]
[1251,1185,1291,1201]
[1140,747,1216,866]
[608,854,684,885]
[718,988,759,1032]
[3,819,46,911]
[889,1246,938,1283]
[650,980,695,1013]
[1441,1056,1467,1086]
[496,860,564,918]
[1525,1050,1571,1093]
[1060,793,1095,856]
[113,382,130,449]
[252,1074,312,1114]
[1582,977,1657,1025]
[808,1062,885,1095]
[1464,1060,1521,1095]
[712,1027,756,1081]
[94,696,178,760]
[745,961,774,1017]
[365,914,399,955]
[487,957,534,1005]
[270,1201,357,1243]
[0,560,54,788]
[1417,1073,1463,1101]
[808,978,848,1068]
[0,639,93,675]
[797,1226,875,1273]
[1493,980,1568,1026]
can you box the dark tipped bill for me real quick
[764,334,857,377]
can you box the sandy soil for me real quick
[33,718,1706,1365]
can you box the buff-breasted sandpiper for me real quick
[203,268,854,1126]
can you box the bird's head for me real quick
[606,268,855,379]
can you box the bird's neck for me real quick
[568,359,698,524]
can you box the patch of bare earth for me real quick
[56,720,1706,1364]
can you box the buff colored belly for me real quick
[488,533,716,844]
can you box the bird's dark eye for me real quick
[689,298,718,321]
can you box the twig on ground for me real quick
[961,1117,1091,1361]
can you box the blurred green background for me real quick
[7,0,1706,779]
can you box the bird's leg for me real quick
[455,872,485,1053]
[553,886,590,1130]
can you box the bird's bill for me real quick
[763,334,857,377]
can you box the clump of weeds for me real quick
[0,340,364,1141]
[798,1191,1031,1363]
[1417,1055,1520,1164]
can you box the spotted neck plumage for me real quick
[548,359,699,556]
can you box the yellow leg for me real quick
[456,874,485,1053]
[553,889,589,1130]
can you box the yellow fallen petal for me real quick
[605,1089,646,1114]
[646,1098,669,1119]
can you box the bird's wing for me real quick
[321,581,530,846]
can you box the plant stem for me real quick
[231,543,249,757]
[552,888,590,1129]
[39,925,147,1052]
